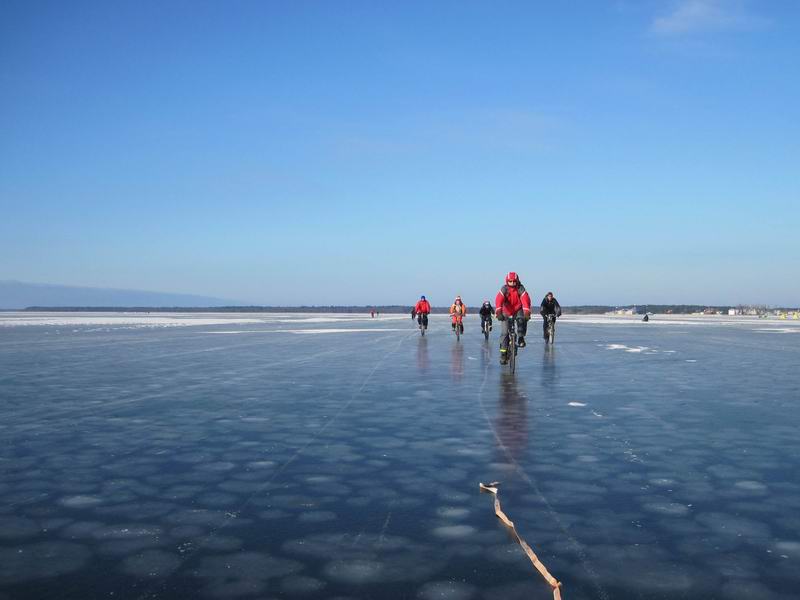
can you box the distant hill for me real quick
[0,280,244,309]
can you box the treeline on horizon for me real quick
[18,304,777,314]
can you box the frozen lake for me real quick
[1,312,799,599]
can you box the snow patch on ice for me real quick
[286,328,406,334]
[606,344,652,353]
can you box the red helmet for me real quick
[505,272,519,284]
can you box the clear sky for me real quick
[2,1,798,306]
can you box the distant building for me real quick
[728,309,737,316]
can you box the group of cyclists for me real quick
[411,272,562,365]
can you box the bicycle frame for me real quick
[507,317,518,373]
[546,313,556,344]
[452,313,463,340]
[417,312,427,336]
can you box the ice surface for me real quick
[1,313,799,599]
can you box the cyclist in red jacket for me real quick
[495,272,532,365]
[412,295,431,331]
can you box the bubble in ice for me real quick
[648,478,676,488]
[416,580,477,600]
[281,574,326,594]
[162,484,204,500]
[218,480,265,494]
[197,461,237,473]
[59,495,104,508]
[196,492,239,507]
[285,533,443,583]
[324,559,383,584]
[0,516,39,539]
[166,509,227,527]
[568,402,587,407]
[720,580,778,599]
[641,501,691,517]
[40,518,72,532]
[696,512,772,539]
[97,501,175,519]
[246,460,276,470]
[173,452,215,464]
[60,520,105,539]
[194,552,302,585]
[576,454,600,463]
[198,578,266,599]
[0,541,90,583]
[432,525,476,539]
[97,537,164,557]
[437,507,470,519]
[298,510,337,524]
[774,541,800,557]
[202,535,243,552]
[734,480,768,492]
[258,509,290,520]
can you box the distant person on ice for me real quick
[540,292,562,340]
[450,296,466,334]
[495,272,532,364]
[479,300,494,332]
[412,295,431,330]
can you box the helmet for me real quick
[420,295,426,300]
[483,299,490,305]
[505,271,519,284]
[455,296,462,302]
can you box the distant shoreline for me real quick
[9,304,797,315]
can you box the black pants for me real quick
[417,313,428,328]
[480,315,492,330]
[498,310,527,351]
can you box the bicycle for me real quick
[416,312,428,336]
[545,313,556,344]
[482,317,492,341]
[507,317,519,374]
[452,313,464,341]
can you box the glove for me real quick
[523,310,532,321]
[495,310,502,319]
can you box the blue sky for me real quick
[1,0,798,306]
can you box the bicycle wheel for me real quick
[455,321,460,341]
[509,331,516,374]
[484,322,489,341]
[549,320,555,344]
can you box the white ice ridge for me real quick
[283,328,406,334]
[0,315,264,327]
[604,344,650,353]
[203,328,406,334]
[0,311,408,328]
[561,315,800,328]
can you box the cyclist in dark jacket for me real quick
[478,300,494,332]
[539,292,562,339]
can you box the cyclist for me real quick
[479,300,494,334]
[412,295,431,330]
[450,296,467,334]
[495,272,532,364]
[539,291,562,340]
